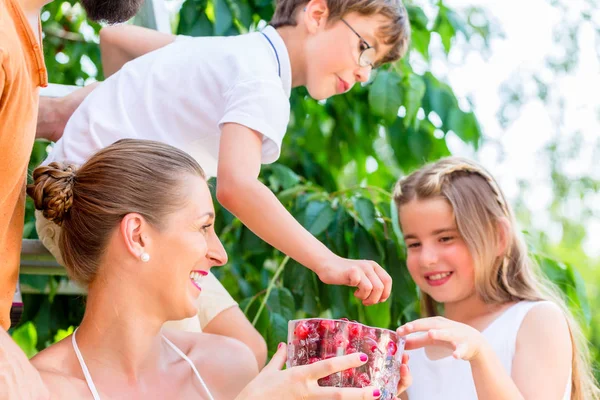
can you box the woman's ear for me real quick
[302,0,330,33]
[496,217,512,257]
[119,213,150,261]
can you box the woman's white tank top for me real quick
[405,301,571,399]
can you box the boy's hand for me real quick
[316,255,392,305]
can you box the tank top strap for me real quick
[72,329,102,400]
[161,334,215,400]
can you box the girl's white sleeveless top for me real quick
[405,301,571,400]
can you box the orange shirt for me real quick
[0,0,47,329]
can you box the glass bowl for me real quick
[287,318,405,399]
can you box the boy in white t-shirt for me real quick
[38,0,410,363]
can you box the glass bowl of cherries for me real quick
[286,318,405,400]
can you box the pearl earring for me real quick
[140,252,150,262]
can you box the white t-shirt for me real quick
[44,25,292,178]
[405,301,571,400]
[40,26,292,332]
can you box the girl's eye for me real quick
[407,242,421,249]
[359,41,369,51]
[440,236,454,243]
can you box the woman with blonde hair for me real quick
[392,156,599,400]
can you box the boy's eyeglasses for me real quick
[340,18,377,69]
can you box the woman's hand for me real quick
[397,317,487,361]
[235,343,384,400]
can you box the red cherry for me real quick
[333,333,349,348]
[346,345,358,354]
[318,375,332,386]
[318,319,336,335]
[342,368,355,384]
[356,372,371,387]
[348,323,362,338]
[387,340,398,356]
[294,321,312,339]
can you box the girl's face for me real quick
[399,197,476,305]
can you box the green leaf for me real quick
[401,74,426,127]
[267,287,295,321]
[190,14,214,37]
[53,326,75,344]
[213,0,233,35]
[368,71,403,124]
[423,73,458,124]
[447,109,481,148]
[20,275,50,292]
[385,240,417,325]
[271,164,301,190]
[389,197,403,242]
[433,7,456,54]
[267,312,289,354]
[354,226,382,264]
[353,197,376,230]
[283,260,319,315]
[362,300,391,329]
[11,322,38,358]
[304,201,336,236]
[406,5,428,30]
[411,28,431,59]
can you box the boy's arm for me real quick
[202,306,268,369]
[99,25,176,77]
[0,329,49,400]
[217,124,392,306]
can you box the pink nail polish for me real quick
[278,343,283,349]
[360,353,368,362]
[373,389,381,397]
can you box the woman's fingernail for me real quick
[373,389,381,397]
[278,343,284,349]
[360,353,368,362]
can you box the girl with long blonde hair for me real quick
[393,156,599,400]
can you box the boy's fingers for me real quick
[362,267,384,305]
[317,386,382,400]
[353,271,373,301]
[263,343,287,372]
[305,353,368,380]
[374,265,392,302]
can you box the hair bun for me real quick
[27,162,78,226]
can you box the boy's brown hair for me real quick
[271,0,411,65]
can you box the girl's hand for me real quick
[236,343,383,400]
[397,317,487,362]
[397,352,412,395]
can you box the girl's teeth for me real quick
[428,272,451,280]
